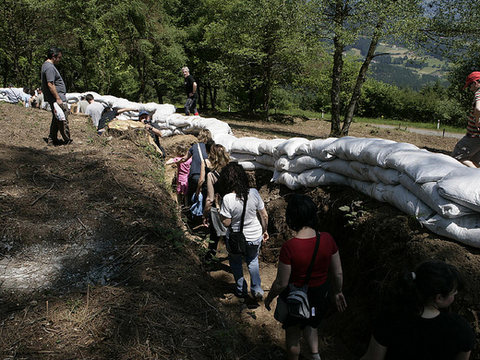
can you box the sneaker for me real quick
[253,292,264,302]
[194,112,199,116]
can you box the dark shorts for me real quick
[280,281,330,330]
[452,135,480,165]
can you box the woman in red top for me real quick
[265,194,347,360]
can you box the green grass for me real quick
[274,108,464,134]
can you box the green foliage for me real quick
[0,0,475,131]
[357,78,465,125]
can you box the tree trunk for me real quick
[153,80,164,104]
[341,23,383,135]
[330,33,344,137]
[330,0,346,137]
[212,87,217,110]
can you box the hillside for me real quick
[346,39,449,90]
[0,103,478,359]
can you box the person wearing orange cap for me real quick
[452,71,480,168]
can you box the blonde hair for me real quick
[197,129,212,144]
[209,144,230,171]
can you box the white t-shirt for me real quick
[85,102,105,127]
[220,188,264,242]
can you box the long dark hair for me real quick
[218,162,249,201]
[395,260,463,316]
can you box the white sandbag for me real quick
[274,137,310,159]
[238,161,270,171]
[275,155,322,173]
[161,129,174,137]
[379,184,435,219]
[385,149,465,183]
[161,114,192,127]
[230,153,257,162]
[213,133,237,152]
[347,178,380,200]
[205,122,232,135]
[81,91,102,99]
[256,154,276,167]
[420,214,480,248]
[350,162,380,183]
[231,137,265,155]
[297,137,339,161]
[320,158,366,181]
[297,168,349,188]
[110,97,136,109]
[363,141,419,168]
[399,173,476,219]
[275,172,301,190]
[152,104,177,120]
[437,168,480,213]
[323,137,394,162]
[258,139,287,155]
[372,166,400,185]
[66,93,82,102]
[98,95,119,107]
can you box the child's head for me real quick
[413,260,463,308]
[396,260,463,315]
[176,143,189,157]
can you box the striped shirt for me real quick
[467,89,480,137]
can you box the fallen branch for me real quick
[196,292,226,329]
[30,183,55,206]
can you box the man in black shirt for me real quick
[182,66,198,116]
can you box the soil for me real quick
[0,103,478,359]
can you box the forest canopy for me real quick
[2,0,480,131]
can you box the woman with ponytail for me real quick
[361,260,475,360]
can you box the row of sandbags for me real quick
[66,92,232,137]
[67,92,480,248]
[212,134,480,248]
[0,87,25,103]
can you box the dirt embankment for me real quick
[0,103,478,359]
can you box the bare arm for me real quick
[360,336,387,360]
[190,82,197,97]
[203,172,215,218]
[330,251,347,312]
[178,151,192,164]
[47,82,62,105]
[474,99,480,125]
[145,124,162,138]
[258,207,269,242]
[117,108,135,115]
[264,261,291,310]
[221,213,231,227]
[196,160,207,196]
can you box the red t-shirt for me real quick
[279,232,338,287]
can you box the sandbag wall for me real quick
[66,92,480,248]
[66,92,233,138]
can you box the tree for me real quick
[310,0,426,136]
[424,0,480,108]
[0,0,52,87]
[201,0,309,118]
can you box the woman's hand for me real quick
[262,231,269,242]
[202,216,209,227]
[335,292,347,312]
